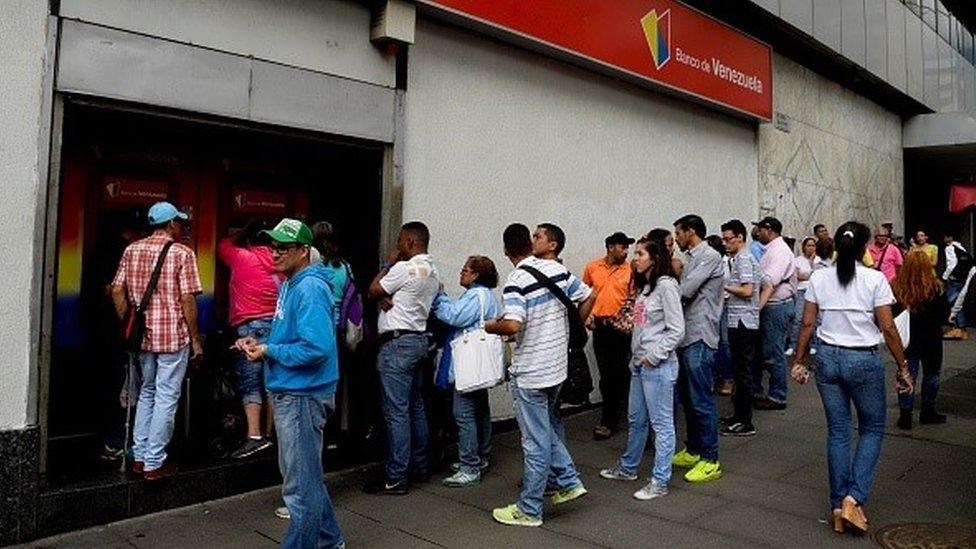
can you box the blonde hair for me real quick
[892,250,943,312]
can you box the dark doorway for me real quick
[47,102,385,486]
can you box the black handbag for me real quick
[519,265,593,405]
[123,241,174,352]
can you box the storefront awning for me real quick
[949,183,976,213]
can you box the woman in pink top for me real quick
[218,220,281,459]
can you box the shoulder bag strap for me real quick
[873,245,888,271]
[519,265,576,311]
[137,241,174,312]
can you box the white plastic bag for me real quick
[894,310,910,349]
[451,290,505,393]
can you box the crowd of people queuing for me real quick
[107,200,976,546]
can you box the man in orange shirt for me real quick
[583,232,634,440]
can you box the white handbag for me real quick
[451,290,505,393]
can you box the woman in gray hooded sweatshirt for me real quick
[600,237,685,501]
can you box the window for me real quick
[921,0,936,30]
[937,3,952,43]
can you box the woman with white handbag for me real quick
[432,256,501,488]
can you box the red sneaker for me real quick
[131,460,145,474]
[144,461,178,481]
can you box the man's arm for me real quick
[180,293,202,360]
[725,282,754,298]
[485,318,522,336]
[679,250,721,299]
[367,269,391,300]
[577,293,596,323]
[758,279,774,309]
[111,285,128,320]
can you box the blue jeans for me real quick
[815,345,886,510]
[273,393,344,549]
[754,299,794,404]
[618,360,678,485]
[713,305,732,381]
[676,342,719,461]
[512,380,582,519]
[133,346,189,471]
[786,289,806,350]
[234,317,272,404]
[947,280,969,327]
[453,388,491,475]
[377,333,430,482]
[898,355,942,412]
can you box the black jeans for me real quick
[728,323,759,424]
[593,322,632,429]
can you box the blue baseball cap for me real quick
[147,201,189,226]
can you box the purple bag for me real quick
[338,262,365,351]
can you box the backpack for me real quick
[950,245,973,281]
[337,261,366,351]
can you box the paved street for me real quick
[23,339,976,548]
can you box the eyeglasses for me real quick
[269,243,300,255]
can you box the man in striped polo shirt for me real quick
[486,223,596,527]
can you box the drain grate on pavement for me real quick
[875,522,976,548]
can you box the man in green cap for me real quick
[235,218,344,548]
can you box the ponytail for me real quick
[833,222,870,287]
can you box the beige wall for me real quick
[759,54,904,242]
[0,1,49,430]
[405,20,759,418]
[59,0,395,88]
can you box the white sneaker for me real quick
[275,506,290,520]
[633,482,668,500]
[784,347,795,357]
[600,466,638,481]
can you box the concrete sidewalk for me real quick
[23,340,976,548]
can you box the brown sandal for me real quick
[832,509,844,533]
[841,496,868,533]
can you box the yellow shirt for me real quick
[831,250,874,267]
[582,257,632,318]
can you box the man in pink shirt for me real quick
[752,217,796,410]
[867,226,904,282]
[218,220,281,459]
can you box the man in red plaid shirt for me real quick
[111,201,202,481]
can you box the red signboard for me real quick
[419,0,773,120]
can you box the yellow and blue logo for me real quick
[641,8,671,70]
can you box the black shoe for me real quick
[919,409,947,425]
[718,415,737,427]
[753,398,787,411]
[897,410,913,430]
[720,422,757,437]
[229,437,274,459]
[364,478,409,495]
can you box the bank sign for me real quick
[420,0,773,120]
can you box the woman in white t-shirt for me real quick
[786,237,817,355]
[790,222,913,536]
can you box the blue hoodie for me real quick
[264,263,338,397]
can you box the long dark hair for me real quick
[834,221,870,287]
[633,238,675,295]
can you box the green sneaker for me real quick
[672,448,701,468]
[549,484,588,505]
[684,460,722,483]
[492,504,542,527]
